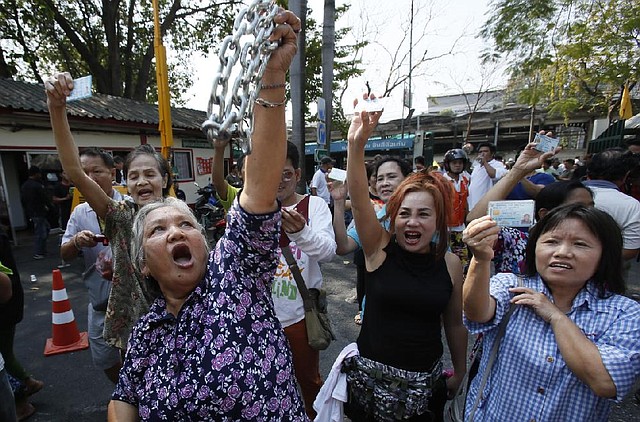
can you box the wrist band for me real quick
[260,83,286,90]
[73,235,82,251]
[255,97,286,108]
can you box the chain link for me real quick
[202,0,280,155]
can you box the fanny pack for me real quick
[342,355,443,421]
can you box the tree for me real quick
[0,0,239,103]
[449,58,505,142]
[481,0,640,119]
[303,4,367,136]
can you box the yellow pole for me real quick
[152,0,174,160]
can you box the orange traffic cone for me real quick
[44,269,89,356]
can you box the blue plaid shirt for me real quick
[464,273,640,421]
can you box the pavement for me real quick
[7,229,640,421]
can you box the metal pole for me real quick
[408,0,413,137]
[289,0,306,191]
[322,0,335,156]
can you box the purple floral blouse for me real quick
[112,200,308,421]
[493,226,529,275]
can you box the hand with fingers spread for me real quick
[462,215,500,262]
[509,286,563,323]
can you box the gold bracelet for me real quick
[255,97,286,108]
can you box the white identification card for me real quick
[488,200,535,228]
[327,167,347,182]
[533,133,559,153]
[67,75,93,102]
[354,97,389,113]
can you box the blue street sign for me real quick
[317,122,326,146]
[317,97,326,122]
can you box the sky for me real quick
[184,0,506,123]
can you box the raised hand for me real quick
[462,215,500,262]
[347,95,383,150]
[328,180,348,202]
[44,72,74,109]
[265,10,301,75]
[513,134,561,174]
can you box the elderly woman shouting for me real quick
[107,9,309,421]
[463,204,640,420]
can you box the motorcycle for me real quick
[193,182,226,247]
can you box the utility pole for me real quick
[289,0,306,192]
[322,0,336,156]
[401,0,414,140]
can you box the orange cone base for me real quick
[44,331,89,357]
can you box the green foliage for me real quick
[1,0,365,131]
[304,4,366,135]
[482,0,640,117]
[0,0,241,102]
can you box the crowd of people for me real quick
[1,7,639,422]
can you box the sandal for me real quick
[354,312,362,325]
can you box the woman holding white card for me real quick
[339,95,467,421]
[462,203,640,421]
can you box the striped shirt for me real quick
[464,273,640,421]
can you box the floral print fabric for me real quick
[112,200,308,421]
[103,199,155,349]
[493,226,528,275]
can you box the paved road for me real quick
[9,232,640,421]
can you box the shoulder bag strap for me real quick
[468,276,524,420]
[281,246,314,312]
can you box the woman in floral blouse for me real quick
[46,84,174,350]
[106,9,305,420]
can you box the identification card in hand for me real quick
[533,133,559,153]
[67,75,93,102]
[327,168,346,182]
[488,200,535,228]
[354,97,389,113]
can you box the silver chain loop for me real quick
[202,0,279,155]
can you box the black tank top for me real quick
[357,237,452,372]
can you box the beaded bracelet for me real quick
[260,82,286,90]
[255,97,286,108]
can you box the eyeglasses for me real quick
[281,170,295,182]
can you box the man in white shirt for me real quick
[468,142,508,210]
[583,149,640,261]
[311,156,334,206]
[273,142,336,418]
[60,148,124,384]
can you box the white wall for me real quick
[0,127,226,228]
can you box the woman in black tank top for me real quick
[342,98,467,421]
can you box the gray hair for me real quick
[131,197,209,275]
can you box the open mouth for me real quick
[404,231,422,245]
[549,262,572,270]
[172,243,194,268]
[137,188,154,200]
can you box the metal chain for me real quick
[202,0,280,155]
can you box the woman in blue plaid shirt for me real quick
[462,203,640,421]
